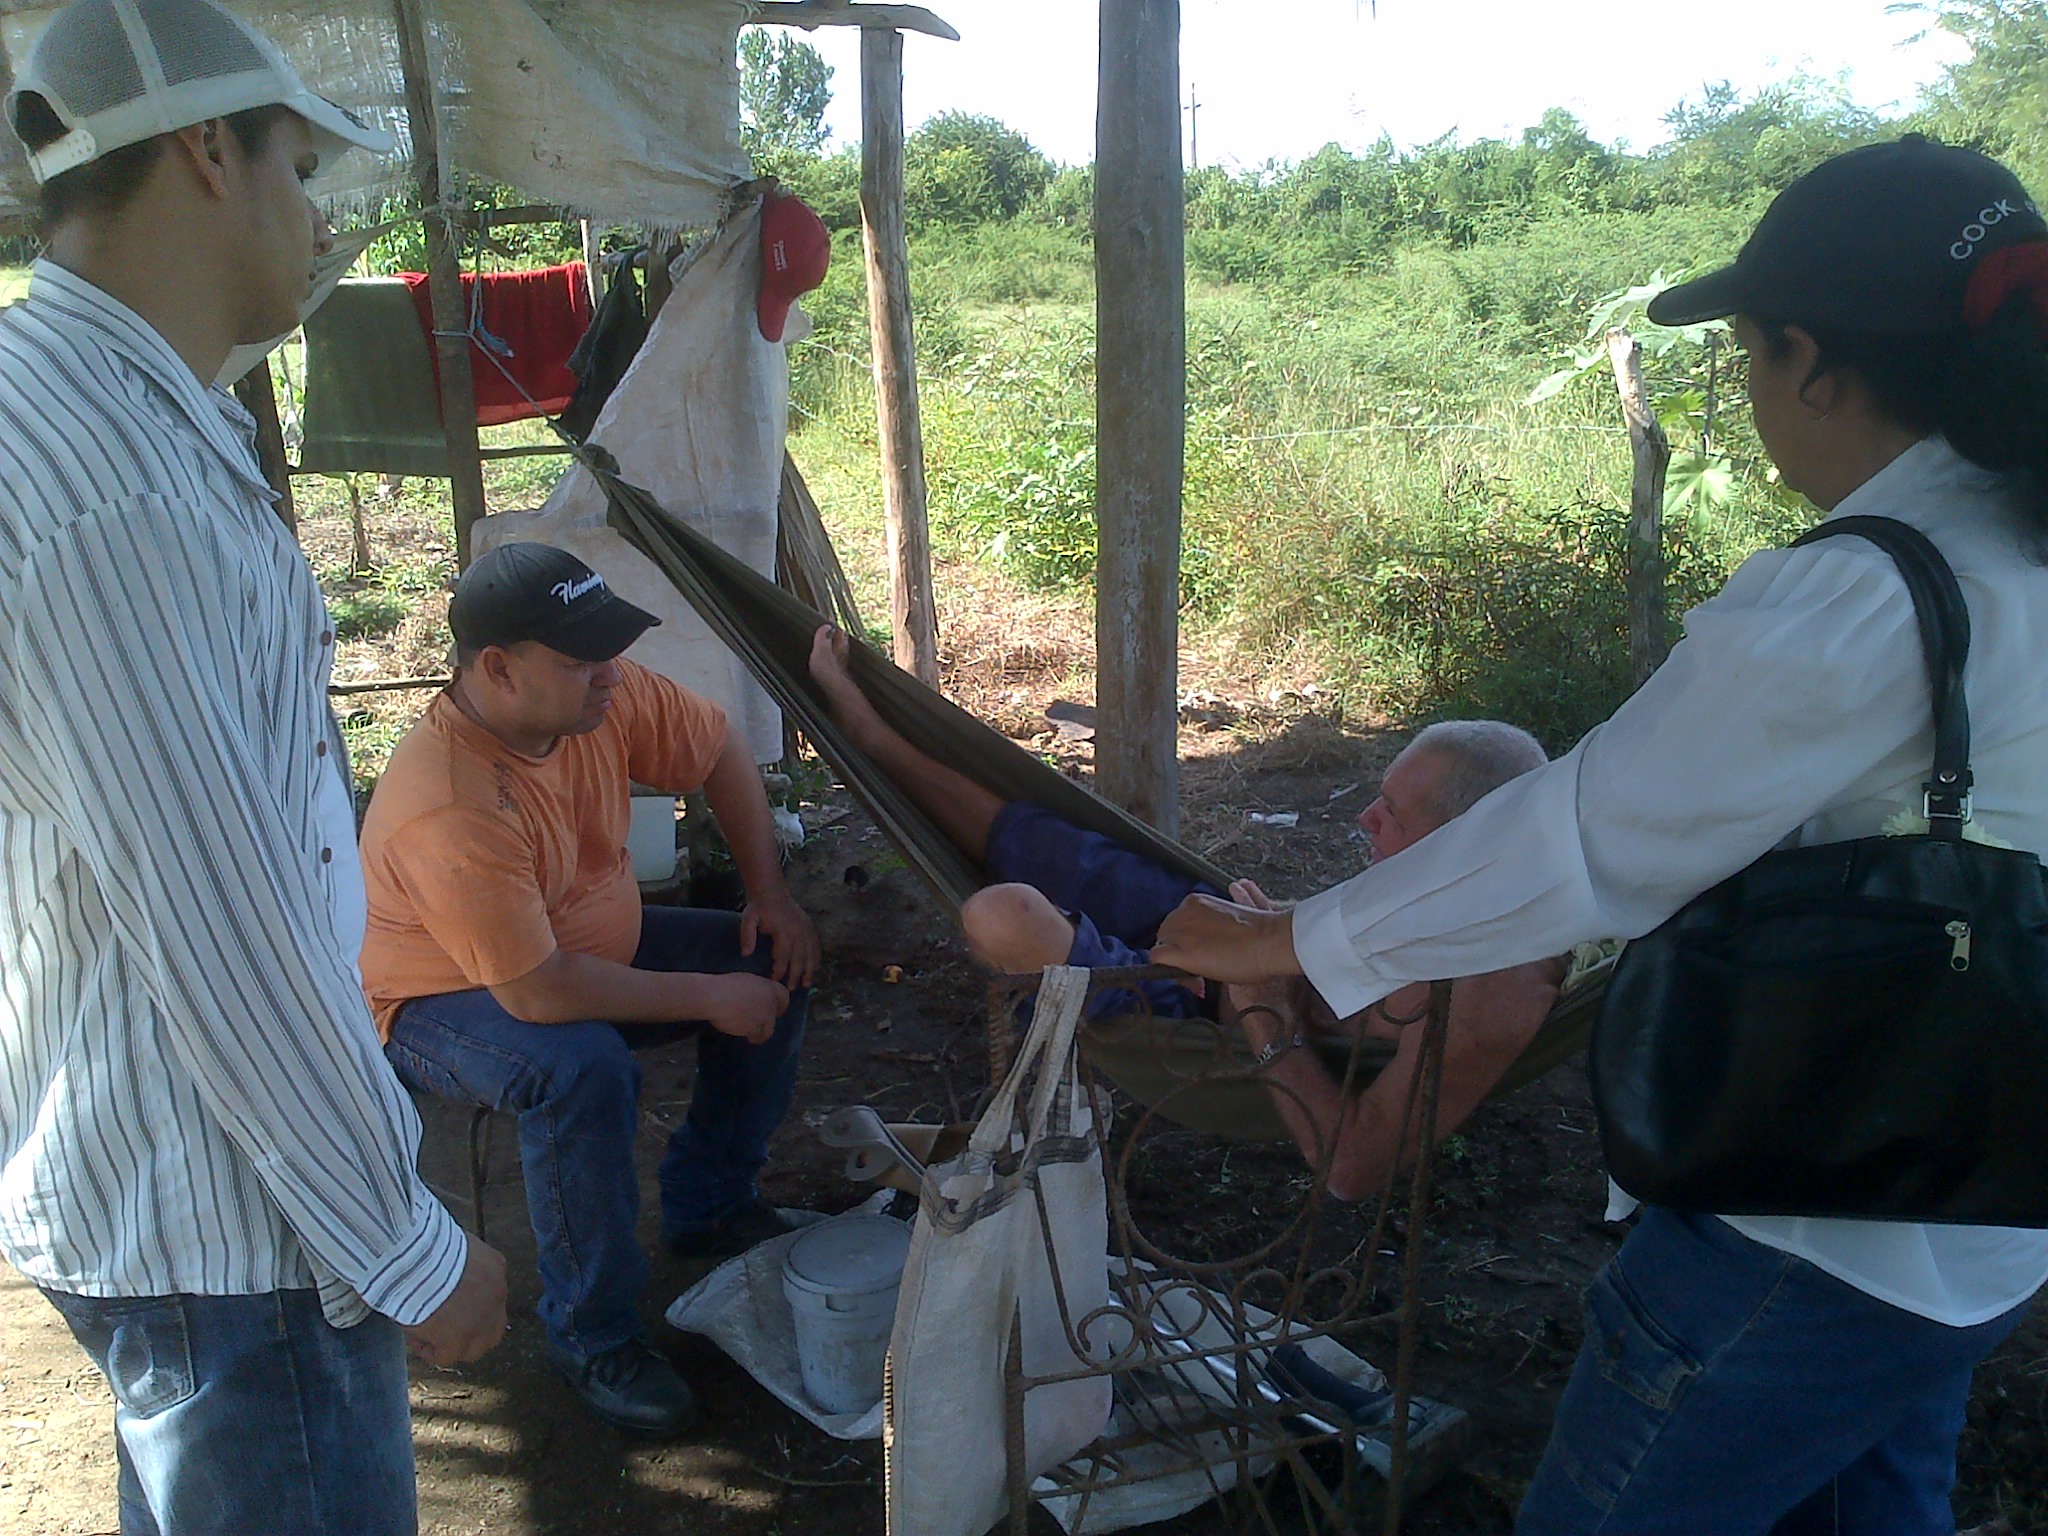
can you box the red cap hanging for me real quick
[758,190,831,343]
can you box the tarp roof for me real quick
[0,0,750,230]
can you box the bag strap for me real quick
[1020,966,1092,1142]
[967,965,1092,1156]
[1791,515,1974,836]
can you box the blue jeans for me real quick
[1517,1207,2034,1535]
[41,1286,413,1536]
[985,801,1221,1020]
[384,905,807,1363]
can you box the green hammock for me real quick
[594,466,1603,1142]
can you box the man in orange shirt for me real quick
[360,542,820,1438]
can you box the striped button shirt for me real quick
[0,261,466,1328]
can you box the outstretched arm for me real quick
[1155,888,1304,984]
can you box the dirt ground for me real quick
[4,496,2045,1534]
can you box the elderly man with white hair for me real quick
[1226,721,1563,1200]
[809,627,1562,1197]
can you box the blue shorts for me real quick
[983,801,1221,1020]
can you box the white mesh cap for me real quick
[6,0,394,185]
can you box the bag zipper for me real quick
[1946,919,1972,972]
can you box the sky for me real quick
[797,0,1972,170]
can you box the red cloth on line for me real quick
[401,262,595,427]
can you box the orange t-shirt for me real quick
[358,660,727,1038]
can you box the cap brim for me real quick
[289,89,395,178]
[541,594,662,664]
[1645,264,1750,327]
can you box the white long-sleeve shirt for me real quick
[1294,436,2048,1326]
[0,261,465,1328]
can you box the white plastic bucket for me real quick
[626,792,678,883]
[780,1214,911,1415]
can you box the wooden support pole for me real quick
[860,26,939,686]
[751,1,960,41]
[393,0,489,569]
[1607,327,1671,687]
[232,362,296,531]
[1095,0,1184,836]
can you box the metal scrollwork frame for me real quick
[981,964,1461,1536]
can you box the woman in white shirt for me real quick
[1155,137,2048,1535]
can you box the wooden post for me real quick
[859,26,939,686]
[393,0,489,568]
[1607,327,1671,687]
[232,361,296,531]
[1095,0,1184,836]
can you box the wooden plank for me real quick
[330,674,450,698]
[286,441,571,476]
[1094,0,1184,836]
[448,203,575,229]
[860,27,939,685]
[477,442,576,462]
[232,361,296,531]
[1606,327,1671,687]
[392,0,490,569]
[752,1,960,41]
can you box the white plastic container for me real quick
[626,791,679,883]
[780,1215,912,1415]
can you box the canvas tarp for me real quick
[0,1,747,230]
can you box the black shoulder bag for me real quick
[1590,515,2048,1225]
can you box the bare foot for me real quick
[808,625,885,746]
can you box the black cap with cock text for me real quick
[1648,136,2046,336]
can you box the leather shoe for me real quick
[547,1338,699,1438]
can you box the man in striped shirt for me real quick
[0,3,507,1532]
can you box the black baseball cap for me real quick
[448,543,660,664]
[1647,135,2047,336]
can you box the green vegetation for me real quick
[772,85,1861,747]
[747,7,2045,748]
[322,546,447,640]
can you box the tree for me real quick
[1653,75,1881,205]
[1907,0,2048,193]
[905,113,1054,224]
[739,29,833,162]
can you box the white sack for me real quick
[886,966,1116,1536]
[474,203,787,764]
